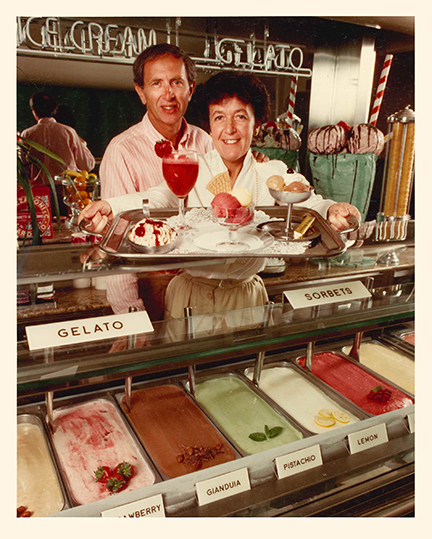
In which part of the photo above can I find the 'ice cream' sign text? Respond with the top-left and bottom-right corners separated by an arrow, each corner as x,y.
25,311 -> 154,350
284,280 -> 371,310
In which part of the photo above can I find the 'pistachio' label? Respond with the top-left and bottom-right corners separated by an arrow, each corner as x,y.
275,444 -> 322,479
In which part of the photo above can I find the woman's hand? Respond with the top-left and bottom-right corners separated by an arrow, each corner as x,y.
78,200 -> 113,233
327,202 -> 361,232
251,150 -> 269,163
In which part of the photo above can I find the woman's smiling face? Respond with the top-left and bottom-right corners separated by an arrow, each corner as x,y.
209,96 -> 256,168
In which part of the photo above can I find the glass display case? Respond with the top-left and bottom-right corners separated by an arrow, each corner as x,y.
17,222 -> 415,518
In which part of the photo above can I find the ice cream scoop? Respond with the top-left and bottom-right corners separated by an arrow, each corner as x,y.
231,186 -> 253,207
211,192 -> 241,218
266,175 -> 285,190
308,125 -> 347,154
284,180 -> 309,193
347,124 -> 385,155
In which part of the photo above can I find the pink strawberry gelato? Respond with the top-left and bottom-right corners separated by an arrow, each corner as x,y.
211,192 -> 241,218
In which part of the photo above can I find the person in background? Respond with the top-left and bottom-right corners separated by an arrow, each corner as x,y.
99,44 -> 268,317
80,71 -> 361,320
20,92 -> 95,183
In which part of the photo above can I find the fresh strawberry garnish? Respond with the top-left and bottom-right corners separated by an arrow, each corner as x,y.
337,121 -> 351,132
106,473 -> 127,493
115,461 -> 134,480
94,465 -> 113,483
367,386 -> 392,403
154,139 -> 173,158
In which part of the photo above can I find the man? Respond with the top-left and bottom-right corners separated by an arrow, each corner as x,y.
99,44 -> 216,317
21,92 -> 95,182
100,43 -> 213,199
100,44 -> 271,317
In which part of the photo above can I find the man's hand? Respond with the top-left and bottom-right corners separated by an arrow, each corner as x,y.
78,200 -> 113,234
327,202 -> 361,232
251,150 -> 269,163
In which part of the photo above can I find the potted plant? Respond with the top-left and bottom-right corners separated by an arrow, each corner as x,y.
17,135 -> 63,245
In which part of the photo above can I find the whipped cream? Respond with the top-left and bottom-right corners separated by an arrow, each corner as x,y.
129,218 -> 177,247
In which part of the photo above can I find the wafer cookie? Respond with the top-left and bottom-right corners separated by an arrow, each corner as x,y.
206,172 -> 231,195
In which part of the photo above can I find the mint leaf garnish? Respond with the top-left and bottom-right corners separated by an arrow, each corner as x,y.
249,425 -> 283,442
249,432 -> 267,442
268,426 -> 283,438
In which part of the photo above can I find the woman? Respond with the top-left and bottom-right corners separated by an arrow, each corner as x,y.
80,71 -> 360,319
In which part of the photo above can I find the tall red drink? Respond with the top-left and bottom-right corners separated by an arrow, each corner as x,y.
162,157 -> 198,198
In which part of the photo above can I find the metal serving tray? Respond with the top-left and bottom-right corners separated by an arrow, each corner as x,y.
181,371 -> 310,458
42,392 -> 162,508
17,412 -> 69,515
93,206 -> 348,260
243,360 -> 369,434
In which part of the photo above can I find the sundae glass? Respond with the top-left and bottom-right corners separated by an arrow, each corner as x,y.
211,190 -> 255,251
267,177 -> 313,241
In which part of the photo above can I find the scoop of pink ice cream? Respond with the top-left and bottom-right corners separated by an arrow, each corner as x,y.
225,206 -> 254,225
211,192 -> 241,218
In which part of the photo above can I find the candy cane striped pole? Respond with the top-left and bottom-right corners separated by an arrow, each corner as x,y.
369,54 -> 393,126
286,74 -> 298,128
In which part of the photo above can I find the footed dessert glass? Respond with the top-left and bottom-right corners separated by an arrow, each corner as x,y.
268,187 -> 313,240
213,203 -> 255,252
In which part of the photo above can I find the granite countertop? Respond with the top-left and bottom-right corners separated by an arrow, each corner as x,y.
17,245 -> 414,323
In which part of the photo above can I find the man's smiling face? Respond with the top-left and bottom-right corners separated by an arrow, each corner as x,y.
135,54 -> 195,137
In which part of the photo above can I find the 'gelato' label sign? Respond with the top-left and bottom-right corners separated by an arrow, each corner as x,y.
101,494 -> 165,518
196,467 -> 250,506
275,444 -> 323,479
284,280 -> 371,310
25,311 -> 154,350
347,423 -> 388,454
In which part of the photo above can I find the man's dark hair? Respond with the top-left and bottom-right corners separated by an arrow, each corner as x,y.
133,43 -> 197,88
194,71 -> 271,132
30,92 -> 58,118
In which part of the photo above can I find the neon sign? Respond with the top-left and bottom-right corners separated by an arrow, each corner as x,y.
17,17 -> 311,78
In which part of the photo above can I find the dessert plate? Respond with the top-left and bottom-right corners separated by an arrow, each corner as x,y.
187,224 -> 274,253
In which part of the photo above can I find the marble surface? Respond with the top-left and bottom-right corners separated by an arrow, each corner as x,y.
17,245 -> 414,324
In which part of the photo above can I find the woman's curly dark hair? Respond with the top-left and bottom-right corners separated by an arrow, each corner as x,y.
194,71 -> 271,132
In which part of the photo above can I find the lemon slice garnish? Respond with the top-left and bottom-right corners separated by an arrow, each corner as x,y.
80,170 -> 89,178
332,410 -> 350,424
318,408 -> 333,418
314,415 -> 335,428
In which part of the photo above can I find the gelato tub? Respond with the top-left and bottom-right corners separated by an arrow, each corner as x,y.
296,351 -> 414,416
194,374 -> 304,455
17,414 -> 65,517
49,397 -> 157,506
341,341 -> 414,395
119,383 -> 237,479
245,363 -> 363,433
